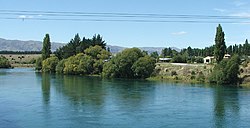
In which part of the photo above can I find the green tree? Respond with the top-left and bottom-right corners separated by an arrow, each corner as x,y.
56,59 -> 66,73
103,48 -> 155,79
209,55 -> 240,85
84,45 -> 110,59
102,59 -> 117,78
214,24 -> 226,63
35,57 -> 43,71
187,46 -> 193,57
132,55 -> 156,78
0,56 -> 11,68
55,34 -> 107,60
150,51 -> 159,59
224,55 -> 240,84
91,34 -> 106,49
42,56 -> 59,73
171,54 -> 187,63
227,45 -> 233,55
84,45 -> 111,74
243,39 -> 250,56
63,53 -> 94,75
41,34 -> 51,60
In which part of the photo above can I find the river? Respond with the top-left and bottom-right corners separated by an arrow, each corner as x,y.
0,68 -> 250,128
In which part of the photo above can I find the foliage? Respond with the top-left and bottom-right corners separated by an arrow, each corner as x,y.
195,56 -> 204,63
196,71 -> 205,82
42,56 -> 59,73
56,59 -> 66,73
55,34 -> 106,60
41,34 -> 51,60
0,56 -> 11,68
132,55 -> 156,78
102,59 -> 117,78
84,45 -> 110,60
35,57 -> 43,71
84,45 -> 110,74
56,45 -> 110,75
209,55 -> 240,85
91,34 -> 106,49
226,39 -> 250,56
150,51 -> 159,59
214,24 -> 226,63
103,48 -> 155,79
171,54 -> 187,63
161,47 -> 177,57
63,53 -> 94,75
171,71 -> 177,76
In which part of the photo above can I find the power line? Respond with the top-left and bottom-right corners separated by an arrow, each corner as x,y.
1,17 -> 249,24
0,9 -> 249,23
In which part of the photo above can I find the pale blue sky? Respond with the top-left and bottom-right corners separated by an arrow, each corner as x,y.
1,0 -> 250,48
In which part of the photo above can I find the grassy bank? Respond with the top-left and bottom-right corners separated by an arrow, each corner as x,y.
149,62 -> 250,87
149,63 -> 213,83
0,54 -> 40,67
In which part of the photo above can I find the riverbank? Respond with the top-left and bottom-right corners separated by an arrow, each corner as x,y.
148,63 -> 213,83
0,54 -> 40,67
148,62 -> 250,87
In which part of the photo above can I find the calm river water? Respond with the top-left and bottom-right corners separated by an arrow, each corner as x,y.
0,68 -> 250,128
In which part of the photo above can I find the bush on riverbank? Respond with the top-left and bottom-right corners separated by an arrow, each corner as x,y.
0,55 -> 11,68
42,45 -> 111,75
42,56 -> 59,73
102,48 -> 156,79
209,55 -> 241,85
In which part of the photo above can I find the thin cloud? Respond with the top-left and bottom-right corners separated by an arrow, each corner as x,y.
213,8 -> 226,13
171,31 -> 187,35
233,1 -> 247,7
18,15 -> 27,19
18,15 -> 33,19
230,12 -> 250,17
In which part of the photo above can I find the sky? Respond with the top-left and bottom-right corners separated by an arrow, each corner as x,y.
1,0 -> 250,48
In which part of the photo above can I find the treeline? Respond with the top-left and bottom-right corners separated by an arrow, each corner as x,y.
37,33 -> 156,79
158,46 -> 213,63
226,39 -> 250,56
0,51 -> 41,54
54,34 -> 106,60
158,39 -> 250,63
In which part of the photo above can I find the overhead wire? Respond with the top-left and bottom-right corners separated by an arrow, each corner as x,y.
0,9 -> 249,23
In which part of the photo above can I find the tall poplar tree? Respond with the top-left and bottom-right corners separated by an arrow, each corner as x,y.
214,24 -> 226,63
42,34 -> 51,60
243,39 -> 250,55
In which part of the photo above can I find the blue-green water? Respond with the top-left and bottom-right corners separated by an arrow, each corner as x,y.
1,68 -> 250,128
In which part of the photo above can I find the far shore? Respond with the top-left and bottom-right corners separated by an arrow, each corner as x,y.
4,62 -> 250,88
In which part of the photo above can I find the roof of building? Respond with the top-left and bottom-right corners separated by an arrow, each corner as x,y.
159,58 -> 172,61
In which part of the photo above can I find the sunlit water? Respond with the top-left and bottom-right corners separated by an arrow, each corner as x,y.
0,68 -> 250,128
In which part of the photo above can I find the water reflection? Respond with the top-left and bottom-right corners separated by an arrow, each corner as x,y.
36,72 -> 245,127
51,75 -> 155,109
41,73 -> 51,105
213,86 -> 239,127
54,75 -> 106,106
105,79 -> 156,111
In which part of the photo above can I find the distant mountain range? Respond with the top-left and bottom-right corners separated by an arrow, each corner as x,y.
0,38 -> 180,54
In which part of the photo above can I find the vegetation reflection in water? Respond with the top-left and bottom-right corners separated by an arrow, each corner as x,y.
1,69 -> 250,127
35,72 -> 249,127
40,73 -> 155,108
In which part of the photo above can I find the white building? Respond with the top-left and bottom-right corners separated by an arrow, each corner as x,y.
203,54 -> 231,64
203,56 -> 214,64
158,58 -> 172,63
